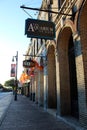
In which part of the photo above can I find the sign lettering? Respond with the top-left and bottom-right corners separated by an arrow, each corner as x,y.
28,23 -> 34,32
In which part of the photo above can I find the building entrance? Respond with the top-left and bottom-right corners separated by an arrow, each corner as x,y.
68,36 -> 79,119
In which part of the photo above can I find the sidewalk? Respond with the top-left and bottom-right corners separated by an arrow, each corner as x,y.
0,95 -> 81,130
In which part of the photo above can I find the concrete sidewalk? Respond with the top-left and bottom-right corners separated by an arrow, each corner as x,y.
0,95 -> 81,130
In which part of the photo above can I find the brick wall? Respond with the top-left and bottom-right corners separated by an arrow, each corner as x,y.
78,0 -> 87,128
47,45 -> 57,108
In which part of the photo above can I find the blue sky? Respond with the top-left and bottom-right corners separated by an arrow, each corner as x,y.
0,0 -> 42,84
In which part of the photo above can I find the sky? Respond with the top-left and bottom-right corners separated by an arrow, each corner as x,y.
0,0 -> 42,85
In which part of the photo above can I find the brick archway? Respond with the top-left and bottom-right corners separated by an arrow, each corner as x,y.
57,27 -> 79,118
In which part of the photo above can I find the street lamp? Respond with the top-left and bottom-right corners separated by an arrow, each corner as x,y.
12,51 -> 18,101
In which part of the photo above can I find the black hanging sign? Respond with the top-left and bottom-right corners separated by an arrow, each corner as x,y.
23,59 -> 35,68
25,18 -> 55,40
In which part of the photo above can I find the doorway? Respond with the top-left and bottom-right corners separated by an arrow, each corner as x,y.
68,36 -> 79,119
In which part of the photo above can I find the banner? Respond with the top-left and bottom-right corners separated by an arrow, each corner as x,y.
10,64 -> 16,77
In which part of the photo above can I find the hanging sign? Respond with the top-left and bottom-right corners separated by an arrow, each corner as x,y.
25,18 -> 55,40
23,59 -> 35,68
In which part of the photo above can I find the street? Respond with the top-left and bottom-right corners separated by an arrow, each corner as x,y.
0,92 -> 12,99
0,92 -> 13,125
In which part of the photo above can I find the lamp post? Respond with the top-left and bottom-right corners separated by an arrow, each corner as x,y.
12,51 -> 18,101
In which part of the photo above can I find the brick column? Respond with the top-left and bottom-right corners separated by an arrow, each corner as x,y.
55,48 -> 61,116
74,34 -> 87,126
44,65 -> 48,110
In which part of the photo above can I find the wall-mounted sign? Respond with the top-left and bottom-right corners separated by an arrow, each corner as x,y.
23,59 -> 35,68
25,18 -> 55,40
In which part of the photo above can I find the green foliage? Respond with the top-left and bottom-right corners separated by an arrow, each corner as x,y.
4,78 -> 15,87
0,82 -> 12,92
0,83 -> 3,88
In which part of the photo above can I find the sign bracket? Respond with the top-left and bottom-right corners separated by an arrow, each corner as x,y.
23,54 -> 46,58
20,5 -> 72,16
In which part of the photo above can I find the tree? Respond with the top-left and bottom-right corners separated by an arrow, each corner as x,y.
4,78 -> 15,88
0,83 -> 3,89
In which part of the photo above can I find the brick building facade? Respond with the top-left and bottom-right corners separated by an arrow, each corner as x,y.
23,0 -> 87,129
